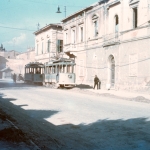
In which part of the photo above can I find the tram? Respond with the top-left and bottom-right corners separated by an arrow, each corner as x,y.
43,58 -> 76,88
24,62 -> 44,84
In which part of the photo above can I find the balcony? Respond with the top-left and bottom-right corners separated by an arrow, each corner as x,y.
103,32 -> 120,47
63,43 -> 77,52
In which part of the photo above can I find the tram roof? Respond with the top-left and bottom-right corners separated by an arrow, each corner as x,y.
45,58 -> 75,66
25,62 -> 44,68
45,62 -> 76,66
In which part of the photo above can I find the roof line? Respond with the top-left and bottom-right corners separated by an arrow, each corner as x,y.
34,23 -> 62,35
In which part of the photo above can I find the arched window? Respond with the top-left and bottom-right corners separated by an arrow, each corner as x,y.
92,14 -> 99,37
115,15 -> 119,33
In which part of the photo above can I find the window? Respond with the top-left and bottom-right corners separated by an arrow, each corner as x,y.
115,15 -> 119,33
72,29 -> 76,44
92,14 -> 99,37
94,20 -> 98,37
47,40 -> 50,52
133,7 -> 138,28
42,42 -> 43,54
57,40 -> 63,53
80,27 -> 83,42
65,33 -> 68,44
37,44 -> 38,55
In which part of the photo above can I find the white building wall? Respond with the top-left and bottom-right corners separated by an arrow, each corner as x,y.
35,25 -> 63,64
62,0 -> 150,90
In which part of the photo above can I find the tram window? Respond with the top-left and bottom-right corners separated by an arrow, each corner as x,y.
36,68 -> 40,74
67,65 -> 71,73
46,67 -> 48,74
45,67 -> 47,74
72,65 -> 75,73
63,66 -> 65,73
52,66 -> 55,74
49,66 -> 51,74
59,66 -> 62,73
30,68 -> 34,74
60,65 -> 65,73
49,67 -> 51,74
41,68 -> 43,74
57,66 -> 60,73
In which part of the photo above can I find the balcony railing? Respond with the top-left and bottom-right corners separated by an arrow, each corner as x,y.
64,43 -> 77,52
103,32 -> 120,47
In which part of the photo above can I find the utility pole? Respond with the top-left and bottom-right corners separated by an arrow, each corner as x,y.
64,6 -> 66,18
37,23 -> 40,30
48,40 -> 51,62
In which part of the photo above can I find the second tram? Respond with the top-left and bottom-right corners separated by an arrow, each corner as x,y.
24,62 -> 44,84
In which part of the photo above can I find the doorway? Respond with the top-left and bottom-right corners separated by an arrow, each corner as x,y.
108,55 -> 115,87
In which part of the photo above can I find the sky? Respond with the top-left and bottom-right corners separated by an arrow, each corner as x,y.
0,0 -> 98,53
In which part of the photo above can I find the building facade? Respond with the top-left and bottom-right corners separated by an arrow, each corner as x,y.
34,24 -> 64,63
0,47 -> 35,79
62,0 -> 150,90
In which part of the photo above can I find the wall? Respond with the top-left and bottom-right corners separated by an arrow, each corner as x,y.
63,0 -> 150,91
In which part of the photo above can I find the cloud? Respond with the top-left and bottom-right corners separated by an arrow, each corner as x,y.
5,33 -> 26,46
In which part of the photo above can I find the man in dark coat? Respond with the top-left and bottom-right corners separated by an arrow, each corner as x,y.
13,73 -> 16,83
94,75 -> 100,89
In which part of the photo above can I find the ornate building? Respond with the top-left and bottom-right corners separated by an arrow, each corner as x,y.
62,0 -> 150,90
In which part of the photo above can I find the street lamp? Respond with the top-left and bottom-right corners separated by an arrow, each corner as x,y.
56,6 -> 61,13
56,6 -> 66,18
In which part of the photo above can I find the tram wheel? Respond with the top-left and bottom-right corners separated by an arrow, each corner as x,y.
60,84 -> 64,89
45,82 -> 49,87
42,82 -> 45,86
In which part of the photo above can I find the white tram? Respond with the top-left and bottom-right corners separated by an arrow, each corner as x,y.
43,58 -> 76,88
24,62 -> 44,84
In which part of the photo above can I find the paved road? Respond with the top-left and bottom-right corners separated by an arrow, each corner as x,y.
0,80 -> 150,150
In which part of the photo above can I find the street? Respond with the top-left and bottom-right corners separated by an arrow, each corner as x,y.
0,79 -> 150,150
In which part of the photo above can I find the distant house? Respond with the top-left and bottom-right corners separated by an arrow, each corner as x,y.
0,46 -> 35,77
0,56 -> 10,79
0,67 -> 13,79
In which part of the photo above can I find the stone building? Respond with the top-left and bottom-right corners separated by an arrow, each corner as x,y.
34,23 -> 64,63
0,47 -> 35,78
62,0 -> 150,90
0,49 -> 20,59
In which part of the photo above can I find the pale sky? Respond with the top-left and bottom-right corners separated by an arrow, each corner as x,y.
0,0 -> 98,52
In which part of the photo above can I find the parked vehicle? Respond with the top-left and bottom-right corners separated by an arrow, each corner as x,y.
24,62 -> 44,84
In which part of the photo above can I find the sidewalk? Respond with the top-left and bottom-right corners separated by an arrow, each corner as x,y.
74,84 -> 150,100
87,89 -> 150,100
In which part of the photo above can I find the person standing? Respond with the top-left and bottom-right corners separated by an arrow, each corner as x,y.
13,73 -> 16,83
94,75 -> 100,89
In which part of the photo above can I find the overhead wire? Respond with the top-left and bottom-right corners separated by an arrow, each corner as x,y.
0,25 -> 35,31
